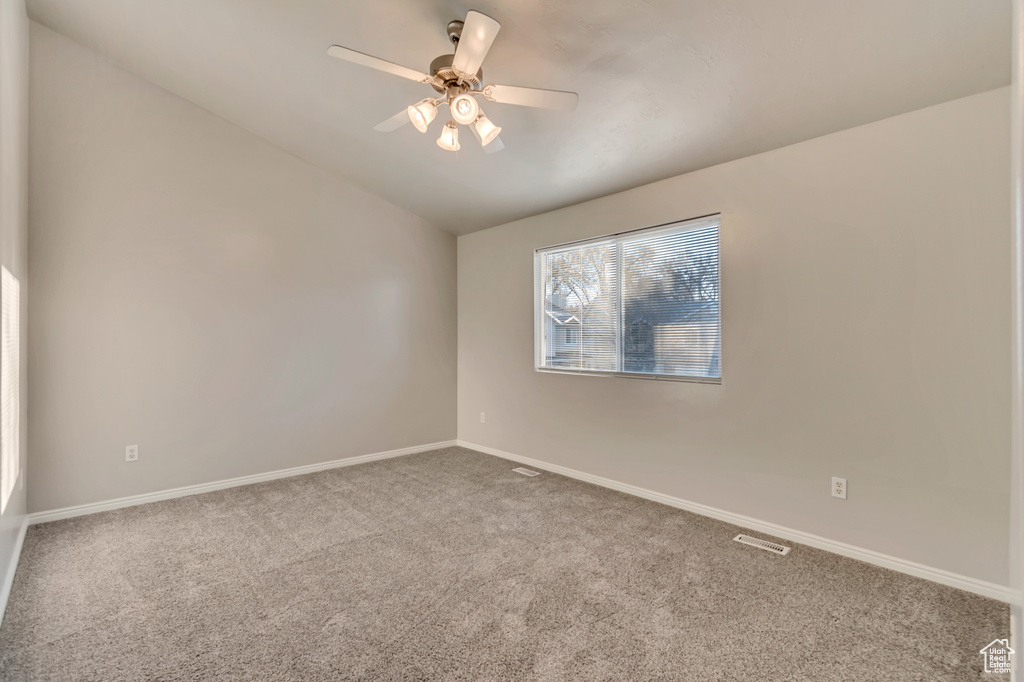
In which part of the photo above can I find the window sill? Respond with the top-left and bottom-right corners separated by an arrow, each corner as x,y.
535,367 -> 722,385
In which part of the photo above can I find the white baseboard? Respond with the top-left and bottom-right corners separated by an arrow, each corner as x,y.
23,437 -> 1019,604
0,516 -> 29,630
28,440 -> 458,525
458,440 -> 1021,605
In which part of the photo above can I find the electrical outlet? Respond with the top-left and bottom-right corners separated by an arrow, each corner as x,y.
832,477 -> 847,499
480,412 -> 485,424
125,444 -> 139,462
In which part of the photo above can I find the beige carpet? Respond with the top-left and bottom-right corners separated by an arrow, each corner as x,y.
0,446 -> 1010,681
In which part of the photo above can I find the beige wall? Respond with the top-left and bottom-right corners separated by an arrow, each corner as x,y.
0,0 -> 29,601
28,24 -> 457,513
458,88 -> 1011,585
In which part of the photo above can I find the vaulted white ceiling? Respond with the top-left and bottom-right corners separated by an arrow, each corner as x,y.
27,0 -> 1010,234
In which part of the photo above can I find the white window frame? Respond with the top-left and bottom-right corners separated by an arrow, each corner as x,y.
534,214 -> 722,384
1,267 -> 19,513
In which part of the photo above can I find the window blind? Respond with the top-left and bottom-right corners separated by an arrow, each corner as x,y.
535,215 -> 721,382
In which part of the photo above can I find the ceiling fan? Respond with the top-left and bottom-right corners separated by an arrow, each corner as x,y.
327,10 -> 578,154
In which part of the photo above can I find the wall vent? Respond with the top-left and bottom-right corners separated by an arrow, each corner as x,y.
733,534 -> 791,556
512,467 -> 540,477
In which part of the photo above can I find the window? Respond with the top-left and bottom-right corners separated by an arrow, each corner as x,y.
1,267 -> 19,513
535,214 -> 721,382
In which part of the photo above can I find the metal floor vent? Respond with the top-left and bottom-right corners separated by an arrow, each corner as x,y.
733,534 -> 791,556
512,467 -> 540,477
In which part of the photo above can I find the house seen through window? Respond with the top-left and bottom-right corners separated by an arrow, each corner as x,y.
535,214 -> 721,382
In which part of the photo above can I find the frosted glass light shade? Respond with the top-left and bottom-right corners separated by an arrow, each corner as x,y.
407,99 -> 438,133
437,121 -> 460,151
450,93 -> 479,125
473,113 -> 502,147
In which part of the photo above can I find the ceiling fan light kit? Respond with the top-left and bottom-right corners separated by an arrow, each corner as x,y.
450,92 -> 479,125
473,113 -> 501,147
407,98 -> 439,133
327,10 -> 578,154
437,121 -> 461,151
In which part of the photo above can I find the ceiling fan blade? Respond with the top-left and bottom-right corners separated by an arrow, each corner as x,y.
452,11 -> 500,78
373,109 -> 411,133
327,45 -> 436,85
482,84 -> 578,111
483,136 -> 505,154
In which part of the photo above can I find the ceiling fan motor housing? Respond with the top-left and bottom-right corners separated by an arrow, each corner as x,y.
428,54 -> 482,92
